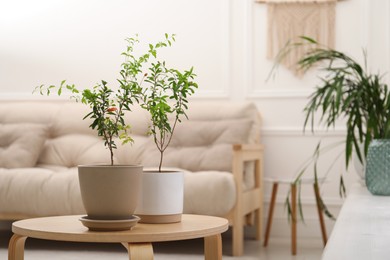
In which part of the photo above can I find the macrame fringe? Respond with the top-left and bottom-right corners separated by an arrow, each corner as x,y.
267,0 -> 336,3
267,1 -> 336,77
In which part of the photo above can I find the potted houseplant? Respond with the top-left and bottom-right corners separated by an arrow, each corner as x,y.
34,35 -> 184,229
134,37 -> 198,224
279,37 -> 390,217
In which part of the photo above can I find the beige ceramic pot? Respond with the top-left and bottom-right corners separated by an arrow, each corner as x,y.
78,165 -> 143,220
135,171 -> 184,224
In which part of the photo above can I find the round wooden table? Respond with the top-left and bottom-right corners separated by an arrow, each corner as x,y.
8,214 -> 229,260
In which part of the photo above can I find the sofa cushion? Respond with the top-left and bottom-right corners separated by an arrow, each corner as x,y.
142,119 -> 254,172
0,123 -> 47,168
0,166 -> 85,216
38,134 -> 114,167
183,170 -> 236,216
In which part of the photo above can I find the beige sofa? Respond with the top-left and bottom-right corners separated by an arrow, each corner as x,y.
0,100 -> 263,256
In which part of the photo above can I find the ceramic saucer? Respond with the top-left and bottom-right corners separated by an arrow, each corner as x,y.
79,215 -> 140,231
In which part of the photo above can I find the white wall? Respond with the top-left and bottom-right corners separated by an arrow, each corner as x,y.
0,0 -> 232,97
1,0 -> 388,241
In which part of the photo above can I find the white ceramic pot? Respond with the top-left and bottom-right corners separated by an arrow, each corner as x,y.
135,171 -> 184,223
78,165 -> 143,220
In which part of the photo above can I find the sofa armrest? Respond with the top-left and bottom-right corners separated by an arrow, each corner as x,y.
232,143 -> 264,217
229,143 -> 264,255
232,143 -> 264,194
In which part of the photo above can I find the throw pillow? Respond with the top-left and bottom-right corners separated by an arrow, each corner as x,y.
0,123 -> 47,168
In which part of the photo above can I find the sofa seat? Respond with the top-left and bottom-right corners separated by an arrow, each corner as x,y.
0,165 -> 236,217
0,166 -> 84,216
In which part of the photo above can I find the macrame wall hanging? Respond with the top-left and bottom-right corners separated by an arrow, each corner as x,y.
262,0 -> 337,77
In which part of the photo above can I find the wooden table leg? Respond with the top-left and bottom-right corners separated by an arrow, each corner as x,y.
291,183 -> 297,255
263,182 -> 278,247
204,234 -> 222,260
8,234 -> 27,260
314,182 -> 328,246
122,242 -> 154,260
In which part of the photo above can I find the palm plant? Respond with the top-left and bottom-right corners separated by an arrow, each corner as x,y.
276,37 -> 390,219
299,38 -> 390,165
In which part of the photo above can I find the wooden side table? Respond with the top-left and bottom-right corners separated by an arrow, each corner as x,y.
8,214 -> 229,260
263,177 -> 327,255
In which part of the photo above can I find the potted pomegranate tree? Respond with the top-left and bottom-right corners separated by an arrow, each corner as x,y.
35,34 -> 190,228
135,35 -> 198,223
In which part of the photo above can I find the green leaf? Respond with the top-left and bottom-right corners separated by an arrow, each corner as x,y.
299,36 -> 317,44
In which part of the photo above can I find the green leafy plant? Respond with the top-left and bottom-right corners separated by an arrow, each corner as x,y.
34,34 -> 195,167
274,36 -> 390,220
299,38 -> 390,162
140,44 -> 198,172
301,38 -> 390,216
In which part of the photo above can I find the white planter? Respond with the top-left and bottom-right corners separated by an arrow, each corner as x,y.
135,171 -> 184,223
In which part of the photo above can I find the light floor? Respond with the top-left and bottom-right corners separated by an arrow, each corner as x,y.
0,228 -> 323,260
